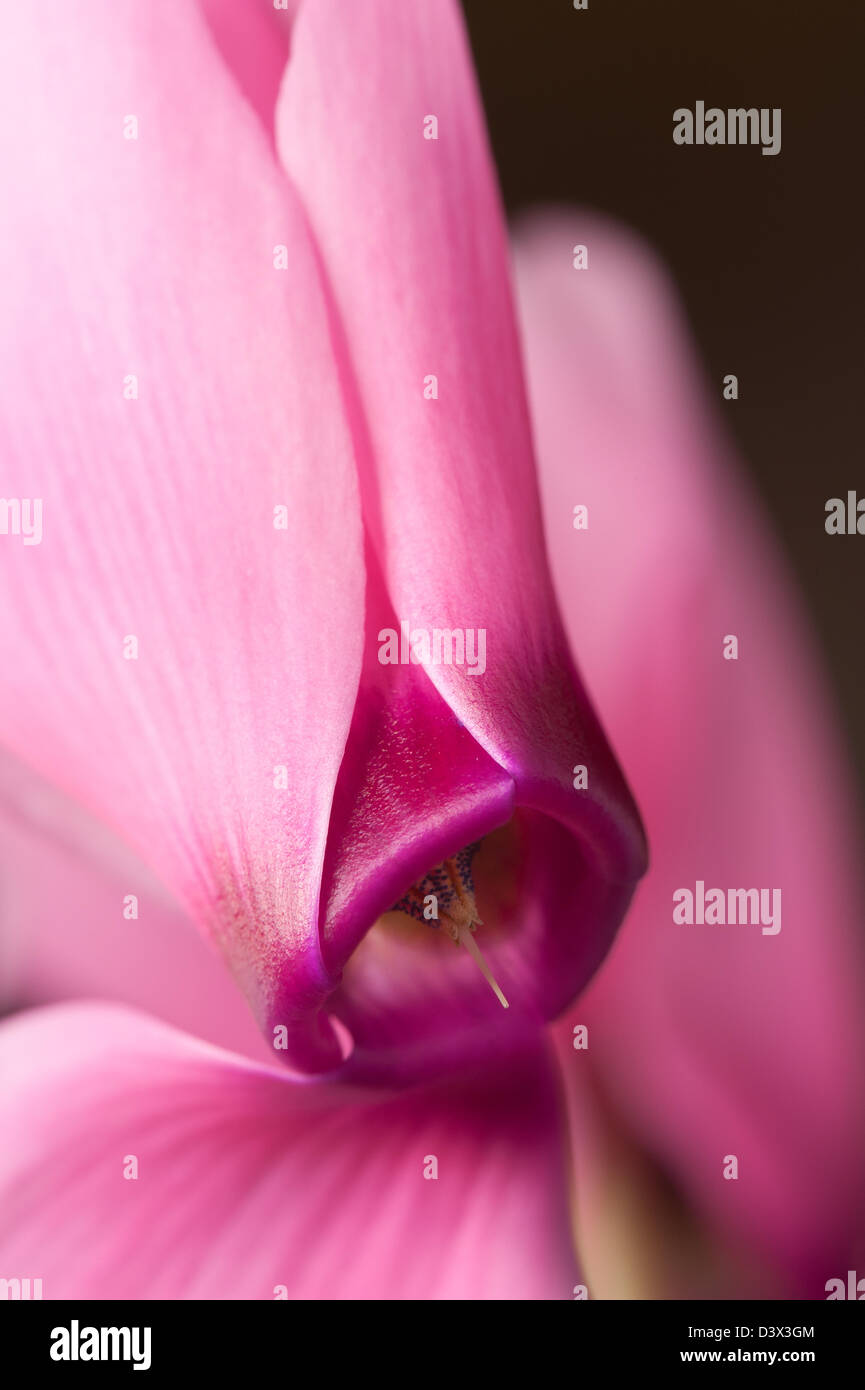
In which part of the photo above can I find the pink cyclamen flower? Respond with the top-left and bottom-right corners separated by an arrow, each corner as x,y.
0,0 -> 641,1299
0,0 -> 644,1088
1,0 -> 862,1301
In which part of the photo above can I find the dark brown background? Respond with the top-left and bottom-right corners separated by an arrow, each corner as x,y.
462,0 -> 864,803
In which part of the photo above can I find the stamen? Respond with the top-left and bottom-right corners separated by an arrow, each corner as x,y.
390,843 -> 509,1009
448,919 -> 509,1010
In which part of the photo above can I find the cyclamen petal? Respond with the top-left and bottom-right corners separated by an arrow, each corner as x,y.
278,0 -> 643,859
0,752 -> 270,1066
0,0 -> 363,1072
0,1003 -> 580,1301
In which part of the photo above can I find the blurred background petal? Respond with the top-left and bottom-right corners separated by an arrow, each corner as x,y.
513,210 -> 865,1297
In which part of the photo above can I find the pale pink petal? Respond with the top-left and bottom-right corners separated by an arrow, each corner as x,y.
197,0 -> 291,137
277,1 -> 645,1068
0,753 -> 270,1065
513,211 -> 865,1294
0,1 -> 364,1070
0,1003 -> 579,1300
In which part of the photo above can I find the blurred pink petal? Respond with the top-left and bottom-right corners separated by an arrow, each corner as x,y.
513,210 -> 865,1294
0,753 -> 270,1065
0,1003 -> 579,1300
0,1 -> 365,1072
198,0 -> 291,136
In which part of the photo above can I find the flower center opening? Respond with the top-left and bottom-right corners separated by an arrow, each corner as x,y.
390,842 -> 509,1010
